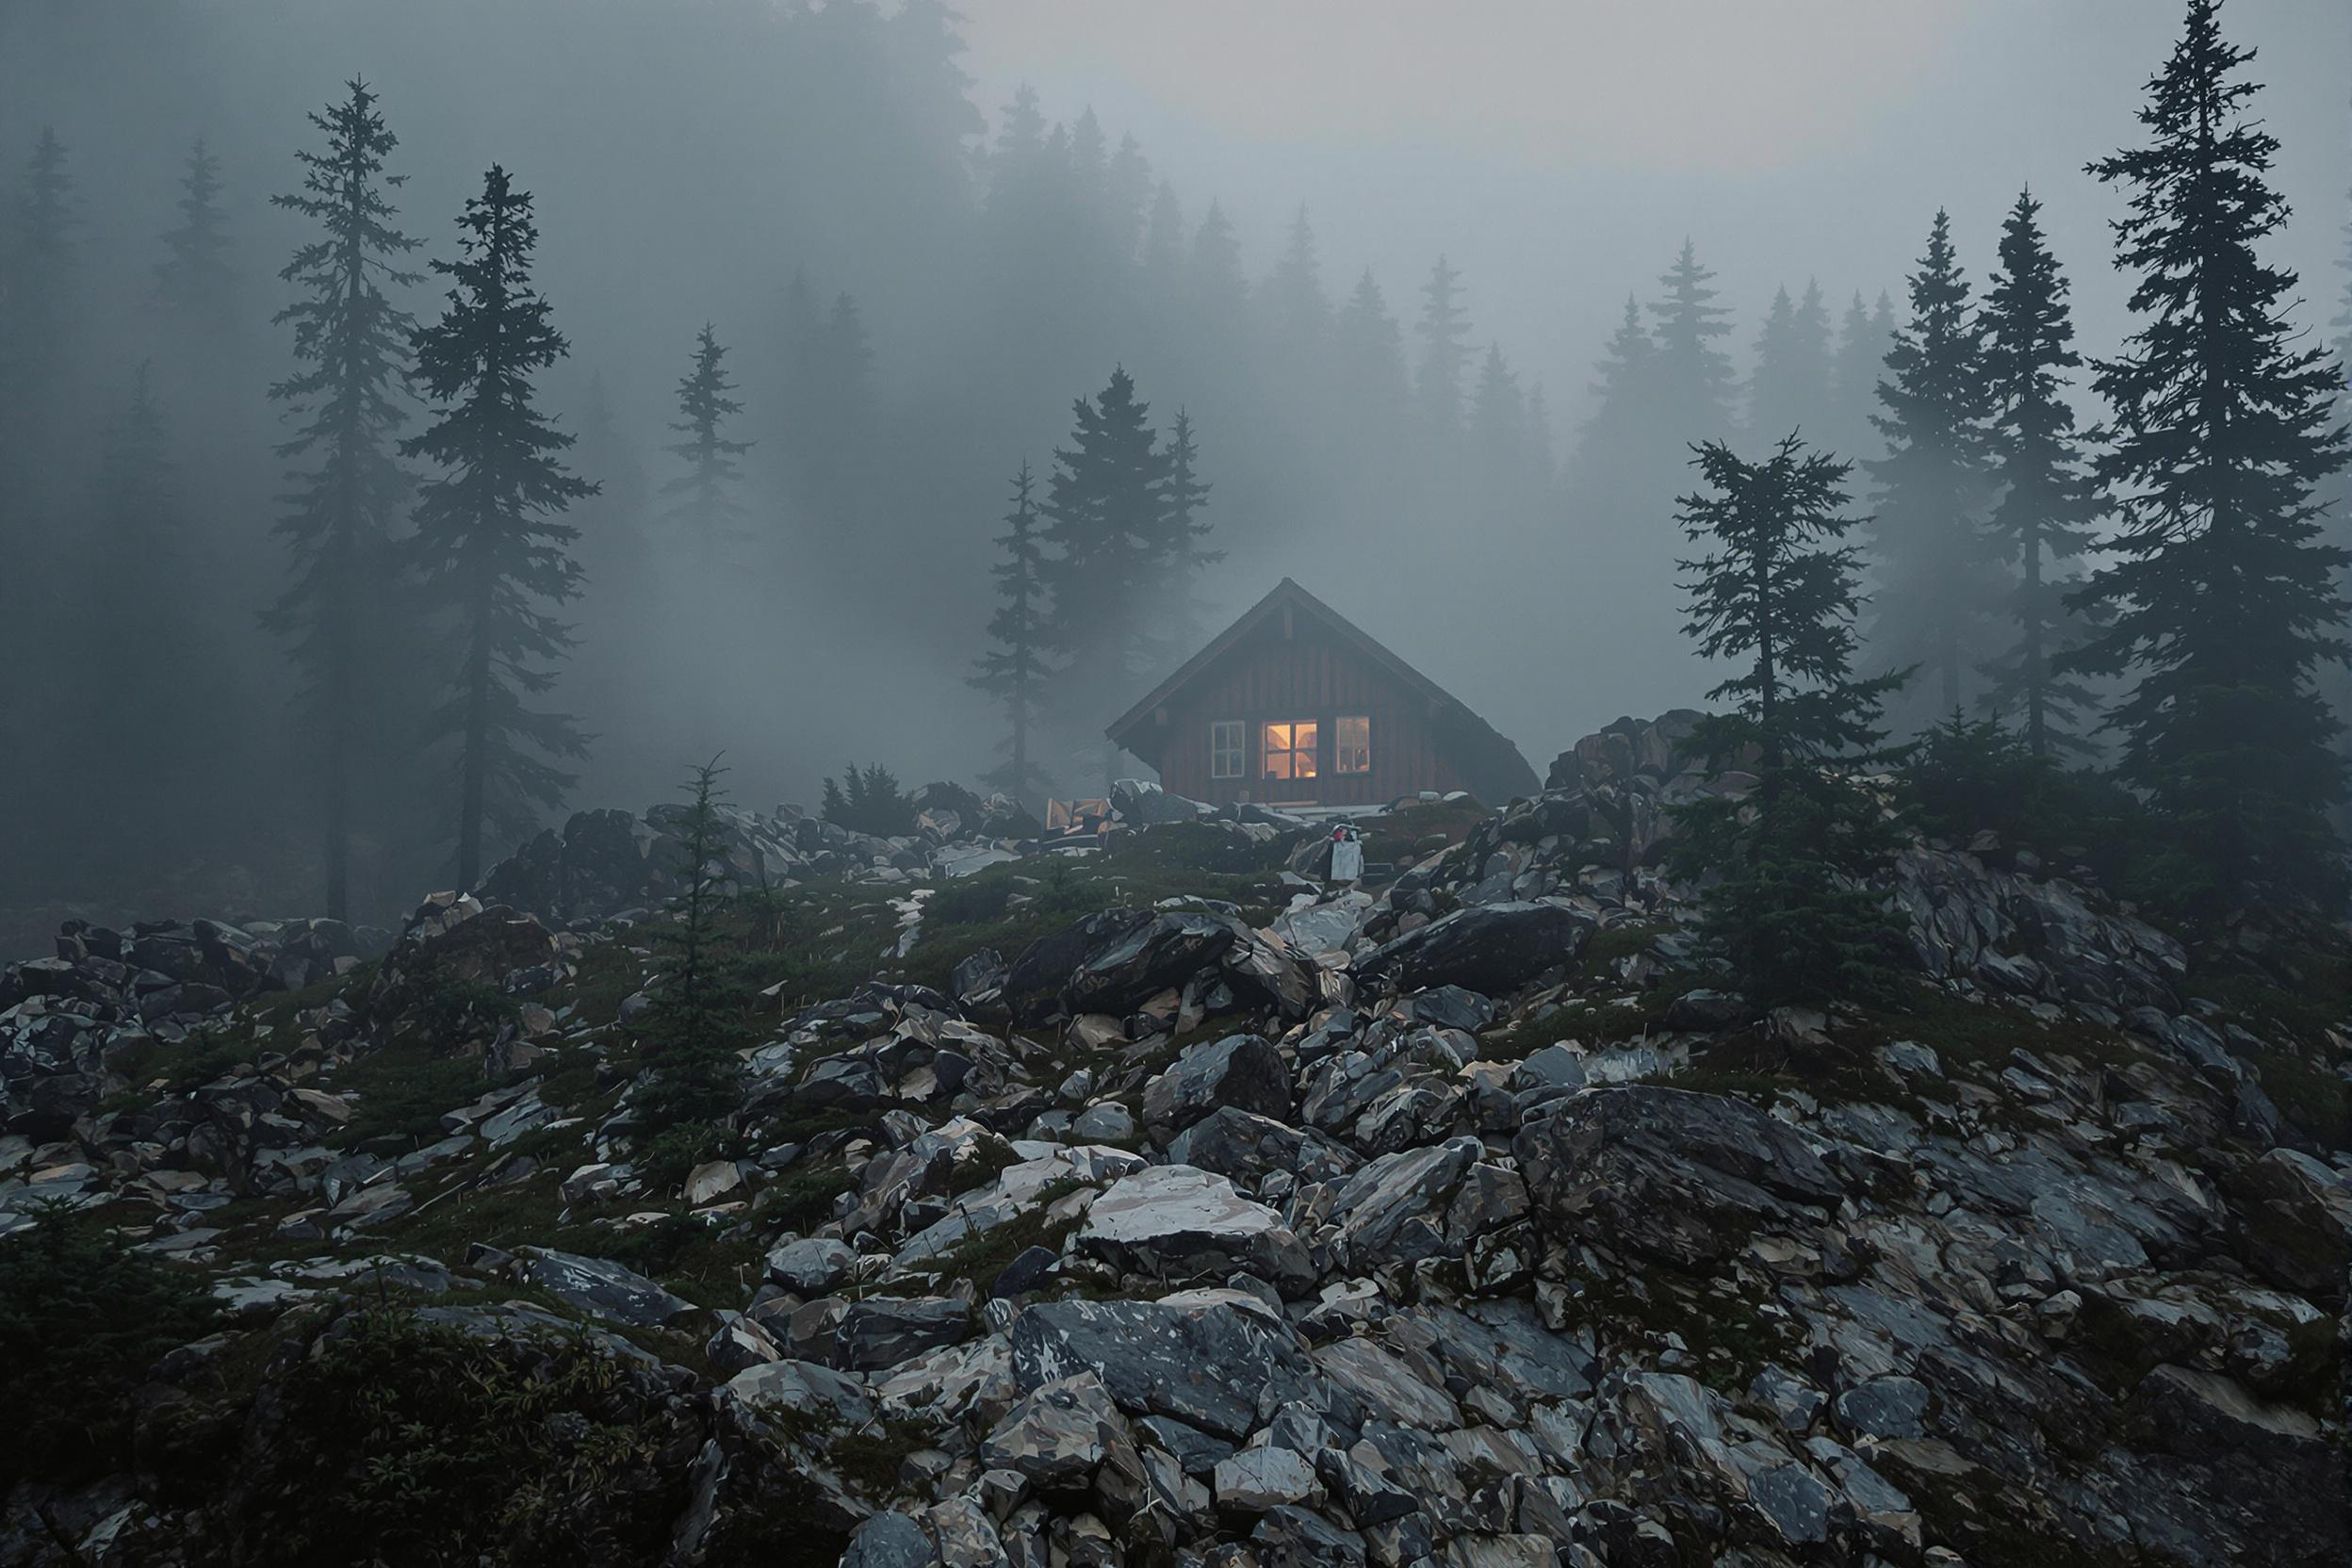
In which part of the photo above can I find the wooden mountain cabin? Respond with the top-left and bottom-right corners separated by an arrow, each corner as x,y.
1106,579 -> 1541,811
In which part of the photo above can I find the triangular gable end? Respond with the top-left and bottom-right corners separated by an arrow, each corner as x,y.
1105,579 -> 1539,807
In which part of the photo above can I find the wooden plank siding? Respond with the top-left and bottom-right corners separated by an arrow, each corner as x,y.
1139,618 -> 1467,807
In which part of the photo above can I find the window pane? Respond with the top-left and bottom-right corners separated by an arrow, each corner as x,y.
1264,722 -> 1290,751
1211,720 -> 1243,778
1295,751 -> 1318,779
1266,751 -> 1292,780
1337,714 -> 1370,774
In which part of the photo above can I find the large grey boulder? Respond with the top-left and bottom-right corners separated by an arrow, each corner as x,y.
1165,1108 -> 1360,1186
1011,1298 -> 1340,1440
1004,912 -> 1114,1025
1251,1504 -> 1368,1568
950,947 -> 1008,1009
834,1296 -> 972,1371
978,1370 -> 1139,1491
1067,910 -> 1242,1017
1214,1445 -> 1323,1514
1354,902 -> 1593,996
1073,1165 -> 1315,1298
1143,1034 -> 1292,1139
765,1235 -> 858,1296
726,1358 -> 877,1428
1512,1086 -> 1845,1269
1111,779 -> 1211,825
1325,1136 -> 1525,1269
2223,1147 -> 2352,1305
2122,1364 -> 2344,1564
514,1247 -> 697,1327
841,1510 -> 939,1568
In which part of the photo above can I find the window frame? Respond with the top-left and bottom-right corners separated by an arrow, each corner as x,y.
1334,713 -> 1371,775
1209,719 -> 1246,780
1261,718 -> 1320,784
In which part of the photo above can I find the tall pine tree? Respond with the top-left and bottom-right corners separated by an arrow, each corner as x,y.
1828,290 -> 1897,465
1038,366 -> 1173,771
1980,188 -> 2101,757
1413,255 -> 1473,439
1141,180 -> 1186,294
1866,208 -> 2004,722
1334,269 -> 1410,433
658,323 -> 752,556
1188,202 -> 1248,332
155,139 -> 235,329
1669,434 -> 1903,1006
2333,118 -> 2352,550
74,368 -> 211,862
1570,295 -> 1681,627
1577,296 -> 1660,468
1470,343 -> 1527,470
2066,0 -> 2352,905
1746,279 -> 1832,445
1261,204 -> 1330,355
10,129 -> 76,389
404,165 -> 596,888
1152,407 -> 1218,658
633,757 -> 747,1143
1649,238 -> 1734,444
970,461 -> 1055,807
267,79 -> 422,921
0,130 -> 78,758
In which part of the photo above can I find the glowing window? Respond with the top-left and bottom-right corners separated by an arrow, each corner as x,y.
1335,714 -> 1371,774
1263,720 -> 1318,782
1210,720 -> 1245,779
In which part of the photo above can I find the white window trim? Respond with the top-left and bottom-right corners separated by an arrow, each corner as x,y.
1335,713 -> 1371,775
1209,719 -> 1245,779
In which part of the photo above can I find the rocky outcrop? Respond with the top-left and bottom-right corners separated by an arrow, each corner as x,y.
1514,1085 -> 1846,1268
1143,1034 -> 1291,1139
6,750 -> 2348,1568
1,915 -> 381,1137
473,795 -> 1039,928
1895,844 -> 2189,1016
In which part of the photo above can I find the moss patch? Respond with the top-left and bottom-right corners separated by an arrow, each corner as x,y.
324,1038 -> 498,1149
1559,1252 -> 1801,1396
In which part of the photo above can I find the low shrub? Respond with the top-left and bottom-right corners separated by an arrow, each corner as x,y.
0,1201 -> 220,1484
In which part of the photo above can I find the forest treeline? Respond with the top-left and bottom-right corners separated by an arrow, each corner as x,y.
0,0 -> 2345,933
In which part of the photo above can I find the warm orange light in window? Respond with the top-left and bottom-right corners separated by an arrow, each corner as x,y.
1263,720 -> 1317,781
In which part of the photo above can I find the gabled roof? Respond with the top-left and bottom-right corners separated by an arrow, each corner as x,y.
1105,578 -> 1540,802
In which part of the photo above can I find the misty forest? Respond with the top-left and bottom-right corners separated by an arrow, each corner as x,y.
0,0 -> 2332,940
4,1 -> 2352,1565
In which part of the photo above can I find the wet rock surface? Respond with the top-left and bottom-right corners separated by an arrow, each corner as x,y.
4,719 -> 2347,1568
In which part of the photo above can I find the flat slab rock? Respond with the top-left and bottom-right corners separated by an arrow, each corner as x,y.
1011,1297 -> 1339,1441
1079,1164 -> 1286,1249
1513,1085 -> 1845,1269
514,1246 -> 696,1327
1075,1164 -> 1315,1297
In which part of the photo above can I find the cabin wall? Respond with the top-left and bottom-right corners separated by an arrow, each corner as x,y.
1137,621 -> 1465,808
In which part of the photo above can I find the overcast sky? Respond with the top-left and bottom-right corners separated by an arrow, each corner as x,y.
959,0 -> 2351,435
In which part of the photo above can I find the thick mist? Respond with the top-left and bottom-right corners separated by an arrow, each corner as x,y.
0,0 -> 2346,940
